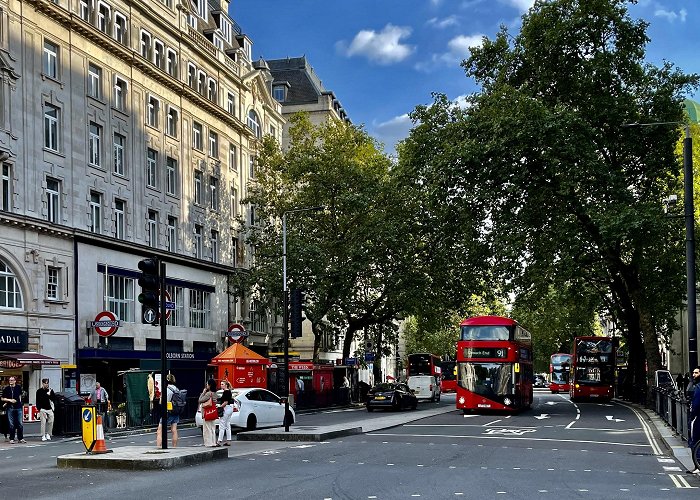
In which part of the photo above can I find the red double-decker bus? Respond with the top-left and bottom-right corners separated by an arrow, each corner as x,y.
570,337 -> 615,401
549,353 -> 571,393
440,360 -> 457,393
456,316 -> 533,413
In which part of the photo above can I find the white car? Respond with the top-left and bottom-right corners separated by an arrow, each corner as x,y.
195,387 -> 295,431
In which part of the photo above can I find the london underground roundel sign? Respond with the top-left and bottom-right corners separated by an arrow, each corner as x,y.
228,323 -> 248,344
93,311 -> 121,337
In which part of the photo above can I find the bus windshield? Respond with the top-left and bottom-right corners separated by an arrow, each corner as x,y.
408,355 -> 434,376
458,362 -> 513,396
551,370 -> 569,384
460,325 -> 510,341
441,361 -> 456,381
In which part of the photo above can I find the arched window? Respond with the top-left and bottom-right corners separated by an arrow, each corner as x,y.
247,110 -> 261,138
0,260 -> 24,309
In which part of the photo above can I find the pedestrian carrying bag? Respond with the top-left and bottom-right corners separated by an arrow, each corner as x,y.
202,397 -> 218,421
170,388 -> 187,416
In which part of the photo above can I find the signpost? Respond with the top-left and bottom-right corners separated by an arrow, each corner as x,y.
92,311 -> 122,337
81,406 -> 96,452
228,323 -> 248,344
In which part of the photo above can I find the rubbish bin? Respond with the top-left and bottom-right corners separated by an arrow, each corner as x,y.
53,392 -> 85,436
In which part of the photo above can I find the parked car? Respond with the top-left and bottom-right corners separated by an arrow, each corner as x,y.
366,382 -> 418,412
195,388 -> 295,431
534,374 -> 548,388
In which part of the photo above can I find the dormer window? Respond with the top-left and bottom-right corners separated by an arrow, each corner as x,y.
273,85 -> 286,103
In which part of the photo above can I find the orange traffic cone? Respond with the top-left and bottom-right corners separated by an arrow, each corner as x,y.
91,414 -> 112,454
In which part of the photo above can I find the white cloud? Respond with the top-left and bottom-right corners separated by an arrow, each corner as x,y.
654,8 -> 687,22
415,34 -> 484,72
453,94 -> 471,109
337,24 -> 415,65
427,15 -> 459,29
372,114 -> 414,155
500,0 -> 535,11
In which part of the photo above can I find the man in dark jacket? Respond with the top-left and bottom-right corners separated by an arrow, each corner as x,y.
35,378 -> 56,441
1,376 -> 24,444
689,367 -> 700,474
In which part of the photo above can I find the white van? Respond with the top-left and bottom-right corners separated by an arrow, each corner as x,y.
408,375 -> 441,402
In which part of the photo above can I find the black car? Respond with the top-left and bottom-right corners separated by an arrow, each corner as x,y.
366,382 -> 418,411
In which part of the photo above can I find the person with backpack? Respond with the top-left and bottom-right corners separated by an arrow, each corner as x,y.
217,380 -> 234,446
156,373 -> 180,448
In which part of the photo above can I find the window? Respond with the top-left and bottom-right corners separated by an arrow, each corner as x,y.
249,154 -> 256,179
0,260 -> 24,310
79,0 -> 90,21
114,77 -> 127,111
193,170 -> 202,204
167,107 -> 178,137
231,237 -> 238,267
113,133 -> 125,175
249,204 -> 257,226
193,224 -> 203,259
154,40 -> 164,68
147,210 -> 158,248
89,191 -> 102,233
88,63 -> 101,99
43,40 -> 59,79
1,163 -> 12,212
270,124 -> 276,138
227,92 -> 235,115
166,157 -> 177,195
247,110 -> 260,138
114,13 -> 127,44
114,198 -> 125,239
47,267 -> 60,300
213,36 -> 223,51
108,274 -> 134,322
209,177 -> 219,211
167,215 -> 177,252
189,289 -> 210,328
44,104 -> 59,151
166,49 -> 177,77
229,143 -> 237,170
140,31 -> 151,59
230,186 -> 238,217
209,131 -> 218,158
46,177 -> 60,223
210,230 -> 219,263
146,148 -> 158,188
207,78 -> 217,102
88,122 -> 102,167
188,64 -> 196,88
192,122 -> 203,150
273,85 -> 285,102
97,3 -> 110,33
165,285 -> 183,327
147,96 -> 159,128
197,72 -> 206,95
193,0 -> 207,19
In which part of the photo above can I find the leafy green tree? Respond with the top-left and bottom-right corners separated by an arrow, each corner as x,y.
398,0 -> 698,400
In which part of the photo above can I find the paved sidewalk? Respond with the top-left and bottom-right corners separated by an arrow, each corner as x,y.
641,406 -> 696,472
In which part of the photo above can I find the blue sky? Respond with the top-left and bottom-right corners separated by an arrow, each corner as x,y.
231,0 -> 698,155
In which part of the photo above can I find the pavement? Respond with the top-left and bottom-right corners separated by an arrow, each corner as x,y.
49,400 -> 697,472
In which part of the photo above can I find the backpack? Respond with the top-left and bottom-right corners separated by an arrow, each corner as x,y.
170,387 -> 187,416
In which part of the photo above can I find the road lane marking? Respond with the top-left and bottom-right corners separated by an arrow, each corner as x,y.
368,432 -> 652,448
615,401 -> 662,455
407,424 -> 537,429
669,474 -> 698,488
484,420 -> 502,426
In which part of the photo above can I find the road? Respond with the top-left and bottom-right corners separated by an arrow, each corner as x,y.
0,391 -> 697,499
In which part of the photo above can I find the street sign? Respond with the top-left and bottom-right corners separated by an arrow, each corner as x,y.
92,311 -> 121,337
345,357 -> 357,366
364,352 -> 375,362
142,307 -> 157,325
228,323 -> 248,344
163,290 -> 173,321
81,406 -> 96,452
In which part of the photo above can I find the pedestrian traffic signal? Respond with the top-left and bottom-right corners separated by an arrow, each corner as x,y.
138,257 -> 160,325
290,288 -> 303,338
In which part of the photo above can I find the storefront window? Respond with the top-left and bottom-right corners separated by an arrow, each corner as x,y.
108,274 -> 134,322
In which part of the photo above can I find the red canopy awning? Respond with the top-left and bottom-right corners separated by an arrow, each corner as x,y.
0,352 -> 61,367
211,343 -> 269,365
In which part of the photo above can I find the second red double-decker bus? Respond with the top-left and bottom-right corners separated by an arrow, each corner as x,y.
407,353 -> 442,401
570,337 -> 615,401
456,316 -> 533,413
549,353 -> 572,393
440,360 -> 457,393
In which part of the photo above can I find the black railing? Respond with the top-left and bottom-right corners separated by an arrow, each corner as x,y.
650,386 -> 690,443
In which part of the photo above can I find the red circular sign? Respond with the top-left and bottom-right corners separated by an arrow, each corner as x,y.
228,323 -> 248,344
94,311 -> 120,337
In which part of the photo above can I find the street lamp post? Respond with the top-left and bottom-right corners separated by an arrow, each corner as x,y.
282,206 -> 324,432
625,121 -> 697,372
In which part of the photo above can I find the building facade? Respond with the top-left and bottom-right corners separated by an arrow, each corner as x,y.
0,0 -> 283,404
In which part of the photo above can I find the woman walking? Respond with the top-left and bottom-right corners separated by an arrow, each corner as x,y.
217,380 -> 234,446
199,379 -> 217,447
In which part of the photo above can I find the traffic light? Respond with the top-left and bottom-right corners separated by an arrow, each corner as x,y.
138,257 -> 160,325
290,288 -> 303,338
